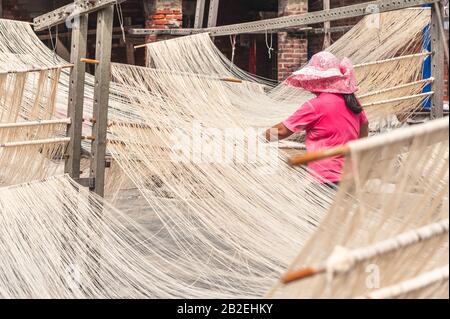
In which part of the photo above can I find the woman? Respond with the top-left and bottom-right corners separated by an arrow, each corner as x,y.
265,52 -> 369,186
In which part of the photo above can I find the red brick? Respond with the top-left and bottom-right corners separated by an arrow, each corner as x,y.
155,9 -> 173,15
153,19 -> 169,25
166,14 -> 183,20
152,14 -> 166,20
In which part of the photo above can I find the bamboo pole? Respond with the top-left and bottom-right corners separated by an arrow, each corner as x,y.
282,267 -> 324,284
282,219 -> 449,285
0,119 -> 71,129
134,43 -> 151,50
0,64 -> 74,75
361,92 -> 434,107
80,58 -> 100,65
358,78 -> 434,98
354,52 -> 433,69
288,145 -> 350,166
221,77 -> 243,84
0,137 -> 70,148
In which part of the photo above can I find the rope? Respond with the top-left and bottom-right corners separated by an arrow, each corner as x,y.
229,34 -> 237,70
47,25 -> 59,64
116,0 -> 126,43
265,28 -> 274,59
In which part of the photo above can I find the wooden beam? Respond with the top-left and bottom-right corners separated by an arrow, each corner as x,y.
194,0 -> 206,29
207,0 -> 219,28
430,2 -> 445,119
65,14 -> 88,180
126,40 -> 136,65
90,5 -> 114,197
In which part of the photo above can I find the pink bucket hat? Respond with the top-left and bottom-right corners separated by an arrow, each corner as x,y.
285,51 -> 359,94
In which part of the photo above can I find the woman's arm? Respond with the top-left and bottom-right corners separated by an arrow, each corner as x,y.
264,123 -> 294,142
359,122 -> 369,138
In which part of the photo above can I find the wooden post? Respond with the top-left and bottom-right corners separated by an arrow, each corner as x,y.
65,14 -> 88,179
194,0 -> 206,28
126,40 -> 136,65
323,0 -> 331,48
90,5 -> 114,197
430,2 -> 445,119
207,0 -> 219,28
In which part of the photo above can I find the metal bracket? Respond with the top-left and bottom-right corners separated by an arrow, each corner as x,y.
33,0 -> 126,31
74,177 -> 95,188
130,0 -> 438,38
194,0 -> 206,29
430,1 -> 445,119
207,0 -> 438,36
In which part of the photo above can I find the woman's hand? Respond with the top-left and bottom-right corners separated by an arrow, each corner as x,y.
264,123 -> 294,142
359,122 -> 369,139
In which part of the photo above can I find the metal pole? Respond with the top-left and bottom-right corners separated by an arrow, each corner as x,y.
323,0 -> 331,48
65,14 -> 88,179
433,1 -> 449,63
194,0 -> 206,29
90,5 -> 114,197
207,0 -> 219,28
431,2 -> 445,119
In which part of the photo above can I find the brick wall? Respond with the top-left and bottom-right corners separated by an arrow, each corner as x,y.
278,0 -> 308,81
144,0 -> 183,43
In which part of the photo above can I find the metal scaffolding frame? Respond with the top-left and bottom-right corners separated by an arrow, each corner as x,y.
130,0 -> 439,36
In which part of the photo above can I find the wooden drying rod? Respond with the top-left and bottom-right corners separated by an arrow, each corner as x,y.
288,144 -> 351,166
80,58 -> 100,65
1,64 -> 74,75
0,136 -> 94,148
0,137 -> 71,148
0,118 -> 71,129
282,266 -> 325,284
221,77 -> 243,84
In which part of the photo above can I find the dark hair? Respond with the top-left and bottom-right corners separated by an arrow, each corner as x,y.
343,93 -> 363,114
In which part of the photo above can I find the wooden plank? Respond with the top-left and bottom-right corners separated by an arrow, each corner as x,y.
194,0 -> 206,28
90,5 -> 114,197
430,2 -> 444,119
207,0 -> 219,28
65,14 -> 88,179
126,40 -> 136,65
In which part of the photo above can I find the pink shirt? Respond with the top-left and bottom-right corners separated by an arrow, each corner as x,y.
283,93 -> 368,183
